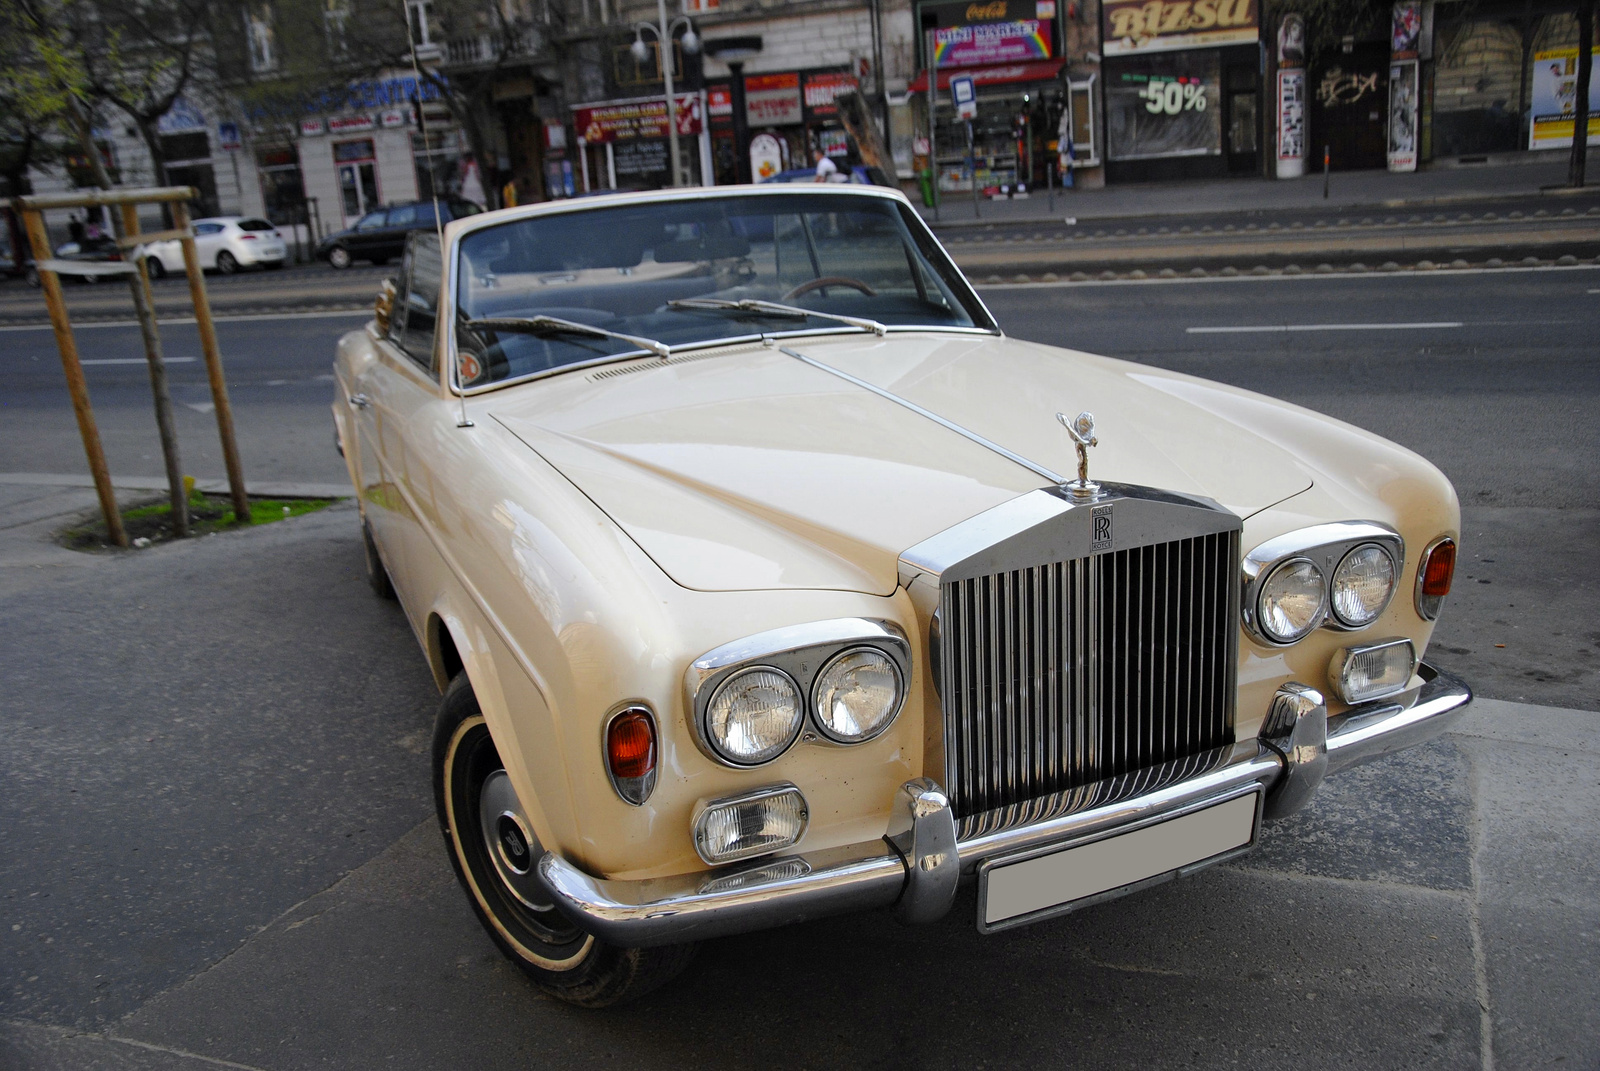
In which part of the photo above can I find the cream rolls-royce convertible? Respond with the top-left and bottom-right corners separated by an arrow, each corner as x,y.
332,185 -> 1471,1007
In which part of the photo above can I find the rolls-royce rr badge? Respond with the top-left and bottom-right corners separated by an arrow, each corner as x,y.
1057,410 -> 1100,502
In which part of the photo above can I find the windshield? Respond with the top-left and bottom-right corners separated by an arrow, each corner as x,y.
452,192 -> 991,387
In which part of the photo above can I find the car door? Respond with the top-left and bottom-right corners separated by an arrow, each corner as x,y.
361,230 -> 446,619
348,210 -> 389,260
376,204 -> 415,264
192,222 -> 227,268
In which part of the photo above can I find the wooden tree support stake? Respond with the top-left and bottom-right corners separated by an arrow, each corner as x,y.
20,209 -> 128,547
171,203 -> 251,525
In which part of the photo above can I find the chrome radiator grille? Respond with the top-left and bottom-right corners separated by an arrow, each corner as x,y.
937,530 -> 1239,823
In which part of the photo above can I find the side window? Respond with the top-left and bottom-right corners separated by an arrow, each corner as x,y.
398,231 -> 441,371
387,204 -> 417,227
357,211 -> 387,231
196,222 -> 224,235
385,255 -> 410,348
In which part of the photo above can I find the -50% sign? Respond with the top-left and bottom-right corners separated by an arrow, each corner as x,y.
1139,79 -> 1206,115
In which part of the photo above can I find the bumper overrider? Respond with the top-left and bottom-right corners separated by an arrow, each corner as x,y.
538,663 -> 1471,946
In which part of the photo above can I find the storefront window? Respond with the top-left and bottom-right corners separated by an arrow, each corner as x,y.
256,146 -> 305,226
1105,51 -> 1222,160
162,131 -> 220,216
413,129 -> 463,200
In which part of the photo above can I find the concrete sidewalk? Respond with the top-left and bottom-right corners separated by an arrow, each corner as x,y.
917,157 -> 1582,226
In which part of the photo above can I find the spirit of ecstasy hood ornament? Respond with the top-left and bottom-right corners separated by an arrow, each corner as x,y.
1056,410 -> 1100,501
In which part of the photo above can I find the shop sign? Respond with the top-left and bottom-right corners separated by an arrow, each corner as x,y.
802,71 -> 859,119
1276,68 -> 1305,162
707,85 -> 733,119
574,96 -> 703,143
818,127 -> 850,157
1101,0 -> 1258,56
328,114 -> 376,134
750,132 -> 785,180
615,139 -> 669,178
745,72 -> 803,126
1385,60 -> 1418,171
1528,48 -> 1600,150
300,117 -> 326,136
380,109 -> 408,128
1106,51 -> 1221,160
934,20 -> 1053,66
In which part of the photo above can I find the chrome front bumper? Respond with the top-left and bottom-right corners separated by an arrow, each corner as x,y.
538,663 -> 1471,948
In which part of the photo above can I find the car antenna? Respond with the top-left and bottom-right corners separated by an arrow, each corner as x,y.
401,0 -> 472,428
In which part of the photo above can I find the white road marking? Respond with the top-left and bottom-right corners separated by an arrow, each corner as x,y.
185,402 -> 216,414
1187,322 -> 1463,334
0,308 -> 369,333
79,356 -> 199,365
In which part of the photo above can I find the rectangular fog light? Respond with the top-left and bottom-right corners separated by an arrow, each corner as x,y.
1330,638 -> 1417,704
693,783 -> 809,865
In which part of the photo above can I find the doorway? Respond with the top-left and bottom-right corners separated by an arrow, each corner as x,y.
1223,62 -> 1260,173
334,139 -> 380,225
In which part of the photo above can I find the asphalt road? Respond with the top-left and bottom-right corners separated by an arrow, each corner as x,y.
2,267 -> 1596,1070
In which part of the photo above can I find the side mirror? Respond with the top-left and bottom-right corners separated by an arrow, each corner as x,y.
374,276 -> 398,334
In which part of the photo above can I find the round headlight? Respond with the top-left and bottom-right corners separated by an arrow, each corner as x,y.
812,647 -> 904,743
1257,557 -> 1326,643
1330,543 -> 1396,627
705,667 -> 803,765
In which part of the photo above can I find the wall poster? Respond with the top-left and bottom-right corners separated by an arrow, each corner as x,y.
1277,69 -> 1306,166
1387,59 -> 1418,171
1529,48 -> 1600,150
1106,50 -> 1222,160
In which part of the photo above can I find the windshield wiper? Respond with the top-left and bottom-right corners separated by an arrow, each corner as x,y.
464,315 -> 671,358
666,298 -> 887,337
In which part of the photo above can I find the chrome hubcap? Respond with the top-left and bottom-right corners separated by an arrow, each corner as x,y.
478,770 -> 551,911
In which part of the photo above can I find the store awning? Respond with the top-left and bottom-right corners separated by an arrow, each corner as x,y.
907,59 -> 1065,94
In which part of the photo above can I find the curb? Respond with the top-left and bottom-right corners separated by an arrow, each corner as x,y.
0,472 -> 353,500
918,183 -> 1600,230
969,257 -> 1600,287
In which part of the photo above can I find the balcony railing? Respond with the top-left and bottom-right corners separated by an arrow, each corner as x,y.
443,24 -> 545,65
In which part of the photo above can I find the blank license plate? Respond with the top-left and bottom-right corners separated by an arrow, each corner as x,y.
979,792 -> 1259,932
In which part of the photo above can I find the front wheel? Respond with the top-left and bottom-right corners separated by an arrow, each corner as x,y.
216,250 -> 239,275
327,246 -> 352,270
433,675 -> 696,1007
145,256 -> 167,280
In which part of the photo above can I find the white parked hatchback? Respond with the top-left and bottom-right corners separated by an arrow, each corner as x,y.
143,216 -> 288,276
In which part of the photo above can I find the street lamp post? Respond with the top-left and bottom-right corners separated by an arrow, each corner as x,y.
632,1 -> 699,188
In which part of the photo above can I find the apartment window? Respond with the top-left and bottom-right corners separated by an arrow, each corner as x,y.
323,0 -> 351,55
246,2 -> 277,72
406,0 -> 435,47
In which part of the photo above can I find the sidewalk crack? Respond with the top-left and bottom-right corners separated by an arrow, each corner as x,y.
1462,743 -> 1496,1071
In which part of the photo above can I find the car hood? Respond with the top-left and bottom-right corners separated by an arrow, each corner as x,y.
489,332 -> 1316,594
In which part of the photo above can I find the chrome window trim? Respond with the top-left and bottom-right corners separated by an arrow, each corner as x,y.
684,618 -> 912,769
690,782 -> 810,866
601,701 -> 659,806
439,185 -> 1002,400
1414,535 -> 1455,621
809,645 -> 909,745
1241,521 -> 1404,647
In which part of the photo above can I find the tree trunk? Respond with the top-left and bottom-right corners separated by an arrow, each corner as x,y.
1572,0 -> 1594,188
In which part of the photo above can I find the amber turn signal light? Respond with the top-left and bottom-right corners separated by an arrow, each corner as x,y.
1415,537 -> 1456,620
606,707 -> 657,805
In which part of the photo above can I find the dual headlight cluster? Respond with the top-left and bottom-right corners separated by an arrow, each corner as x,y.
1245,524 -> 1405,646
688,620 -> 911,768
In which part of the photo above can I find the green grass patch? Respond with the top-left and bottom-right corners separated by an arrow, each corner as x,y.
61,489 -> 336,551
